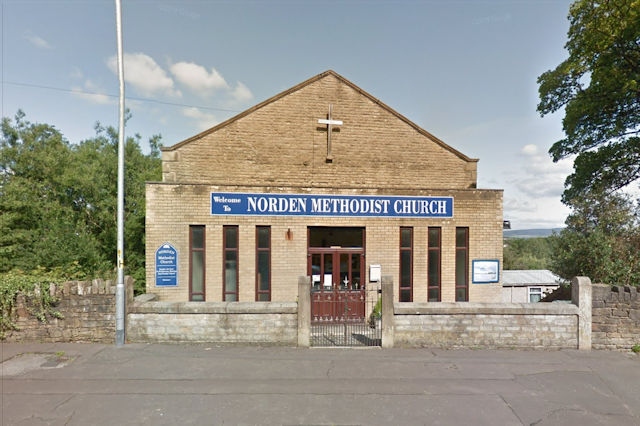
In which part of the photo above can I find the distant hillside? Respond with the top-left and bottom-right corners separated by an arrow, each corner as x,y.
503,229 -> 563,239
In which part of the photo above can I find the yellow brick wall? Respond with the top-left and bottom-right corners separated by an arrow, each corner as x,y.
161,72 -> 477,190
146,185 -> 503,302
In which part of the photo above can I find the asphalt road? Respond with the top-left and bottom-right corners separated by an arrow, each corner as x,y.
2,343 -> 640,425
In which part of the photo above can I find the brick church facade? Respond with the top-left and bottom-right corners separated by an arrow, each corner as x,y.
145,70 -> 503,305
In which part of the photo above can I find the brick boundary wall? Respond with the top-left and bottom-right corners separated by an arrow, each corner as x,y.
3,277 -> 134,343
391,303 -> 579,349
12,275 -> 638,352
592,283 -> 640,350
383,276 -> 592,350
127,295 -> 298,345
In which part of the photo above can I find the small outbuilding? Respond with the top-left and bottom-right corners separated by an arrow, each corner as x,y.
502,269 -> 563,303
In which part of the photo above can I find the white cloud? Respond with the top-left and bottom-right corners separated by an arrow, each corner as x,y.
503,193 -> 570,229
182,107 -> 218,131
24,31 -> 52,49
499,144 -> 574,229
107,53 -> 180,98
473,13 -> 512,25
169,62 -> 254,105
515,144 -> 573,198
71,79 -> 113,105
504,197 -> 538,214
170,62 -> 229,92
70,67 -> 84,79
229,81 -> 253,104
521,144 -> 538,156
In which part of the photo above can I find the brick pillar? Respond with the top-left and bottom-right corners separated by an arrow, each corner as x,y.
572,276 -> 592,350
381,275 -> 394,348
297,276 -> 311,347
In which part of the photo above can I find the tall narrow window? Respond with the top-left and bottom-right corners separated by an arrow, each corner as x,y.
189,225 -> 205,301
427,227 -> 441,302
256,226 -> 271,301
223,225 -> 239,301
399,227 -> 413,302
455,227 -> 469,302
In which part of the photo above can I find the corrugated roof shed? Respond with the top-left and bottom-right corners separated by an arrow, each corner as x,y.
502,270 -> 563,286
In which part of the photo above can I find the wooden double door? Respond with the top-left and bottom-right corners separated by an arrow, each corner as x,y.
309,248 -> 365,322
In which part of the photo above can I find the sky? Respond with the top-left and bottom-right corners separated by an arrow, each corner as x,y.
1,0 -> 576,230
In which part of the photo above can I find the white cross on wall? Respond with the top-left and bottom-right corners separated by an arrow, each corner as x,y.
318,104 -> 342,162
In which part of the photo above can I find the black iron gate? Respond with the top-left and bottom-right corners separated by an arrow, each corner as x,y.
310,287 -> 382,347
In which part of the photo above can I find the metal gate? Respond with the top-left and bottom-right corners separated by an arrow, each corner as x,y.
310,287 -> 382,347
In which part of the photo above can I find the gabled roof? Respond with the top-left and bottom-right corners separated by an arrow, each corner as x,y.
502,270 -> 564,286
163,70 -> 478,163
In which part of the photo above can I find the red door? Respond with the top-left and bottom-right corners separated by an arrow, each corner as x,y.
309,249 -> 365,322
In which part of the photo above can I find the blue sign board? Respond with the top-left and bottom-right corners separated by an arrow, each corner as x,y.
155,243 -> 178,286
211,192 -> 453,218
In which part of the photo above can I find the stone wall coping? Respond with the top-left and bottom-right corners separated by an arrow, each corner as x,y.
133,294 -> 158,304
132,301 -> 298,315
394,302 -> 579,316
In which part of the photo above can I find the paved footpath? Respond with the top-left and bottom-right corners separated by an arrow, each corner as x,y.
2,343 -> 640,426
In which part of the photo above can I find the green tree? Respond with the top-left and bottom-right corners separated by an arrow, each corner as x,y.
549,191 -> 640,285
0,111 -> 107,273
503,237 -> 554,270
537,0 -> 640,202
68,123 -> 162,287
1,111 -> 161,291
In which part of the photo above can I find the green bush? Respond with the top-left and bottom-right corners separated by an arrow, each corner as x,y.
0,268 -> 68,338
368,298 -> 382,328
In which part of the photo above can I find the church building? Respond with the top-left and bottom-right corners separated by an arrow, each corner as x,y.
145,70 -> 504,308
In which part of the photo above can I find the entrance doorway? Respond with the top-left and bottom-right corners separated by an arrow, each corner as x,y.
309,249 -> 365,320
307,227 -> 381,347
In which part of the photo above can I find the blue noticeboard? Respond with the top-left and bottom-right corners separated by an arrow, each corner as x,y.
155,243 -> 178,286
211,192 -> 454,218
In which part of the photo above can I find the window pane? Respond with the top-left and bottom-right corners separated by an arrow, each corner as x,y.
192,227 -> 204,249
258,252 -> 270,291
428,288 -> 439,302
257,227 -> 270,248
400,228 -> 412,247
308,227 -> 364,248
225,252 -> 237,293
257,293 -> 270,302
530,287 -> 542,303
455,287 -> 466,302
323,253 -> 333,289
323,253 -> 333,274
455,251 -> 467,285
428,228 -> 440,247
191,294 -> 204,302
400,251 -> 412,285
456,228 -> 467,247
225,227 -> 238,248
311,253 -> 321,290
225,268 -> 237,292
400,289 -> 412,302
428,252 -> 440,285
191,251 -> 203,293
339,253 -> 349,289
351,255 -> 361,289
